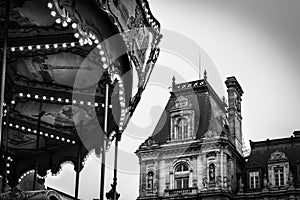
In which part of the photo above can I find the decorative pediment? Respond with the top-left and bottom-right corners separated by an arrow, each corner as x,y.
174,96 -> 189,109
268,151 -> 289,162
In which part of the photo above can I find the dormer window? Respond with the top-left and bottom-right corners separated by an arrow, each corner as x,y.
176,118 -> 188,140
170,96 -> 195,141
274,167 -> 284,186
249,171 -> 260,189
267,151 -> 289,188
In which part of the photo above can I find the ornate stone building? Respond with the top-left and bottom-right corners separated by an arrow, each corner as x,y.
135,75 -> 300,200
135,75 -> 245,199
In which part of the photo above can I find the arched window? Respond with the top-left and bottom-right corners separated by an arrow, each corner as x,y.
176,118 -> 188,140
147,171 -> 154,189
175,163 -> 189,189
209,163 -> 216,183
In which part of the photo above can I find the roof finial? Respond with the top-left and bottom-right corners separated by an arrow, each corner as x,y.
204,70 -> 207,80
222,96 -> 226,103
172,76 -> 176,87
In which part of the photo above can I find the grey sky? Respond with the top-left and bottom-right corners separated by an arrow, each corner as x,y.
46,1 -> 300,199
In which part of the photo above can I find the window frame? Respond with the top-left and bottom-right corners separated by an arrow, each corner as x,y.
248,170 -> 260,189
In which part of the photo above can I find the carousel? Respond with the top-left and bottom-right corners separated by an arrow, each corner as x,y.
0,0 -> 161,199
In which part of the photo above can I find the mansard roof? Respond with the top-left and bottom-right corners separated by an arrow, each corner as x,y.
245,134 -> 300,177
138,78 -> 229,149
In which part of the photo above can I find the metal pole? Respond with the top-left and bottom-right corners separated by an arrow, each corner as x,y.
0,0 -> 10,162
113,131 -> 120,200
100,83 -> 109,200
74,143 -> 81,200
2,105 -> 9,192
33,103 -> 45,190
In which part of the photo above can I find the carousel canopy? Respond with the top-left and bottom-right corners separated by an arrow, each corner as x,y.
0,0 -> 161,187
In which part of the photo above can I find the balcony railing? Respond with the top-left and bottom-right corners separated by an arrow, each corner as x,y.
164,187 -> 198,196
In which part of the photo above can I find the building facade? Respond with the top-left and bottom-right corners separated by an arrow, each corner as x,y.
135,75 -> 300,200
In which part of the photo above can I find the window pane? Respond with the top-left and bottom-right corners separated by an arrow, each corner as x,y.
183,178 -> 189,188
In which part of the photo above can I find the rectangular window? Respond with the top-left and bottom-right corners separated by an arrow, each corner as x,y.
274,167 -> 284,186
249,171 -> 260,189
175,177 -> 189,189
183,125 -> 188,139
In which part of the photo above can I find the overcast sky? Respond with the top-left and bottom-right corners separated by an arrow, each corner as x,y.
46,1 -> 300,199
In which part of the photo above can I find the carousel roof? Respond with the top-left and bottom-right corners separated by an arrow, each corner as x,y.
0,0 -> 161,187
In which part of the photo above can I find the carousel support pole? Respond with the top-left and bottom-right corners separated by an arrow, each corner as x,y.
74,143 -> 81,200
113,131 -> 120,200
2,105 -> 10,192
100,83 -> 109,200
33,103 -> 45,191
0,0 -> 10,167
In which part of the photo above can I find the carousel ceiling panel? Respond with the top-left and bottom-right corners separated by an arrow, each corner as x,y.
9,53 -> 93,88
0,0 -> 72,38
12,101 -> 94,128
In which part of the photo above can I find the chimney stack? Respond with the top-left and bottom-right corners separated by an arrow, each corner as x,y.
225,76 -> 244,154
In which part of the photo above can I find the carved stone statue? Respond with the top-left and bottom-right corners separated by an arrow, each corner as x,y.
263,173 -> 269,191
238,177 -> 244,193
202,177 -> 208,189
288,172 -> 294,188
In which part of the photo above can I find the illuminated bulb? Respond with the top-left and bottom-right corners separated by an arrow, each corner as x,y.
66,17 -> 71,23
47,2 -> 53,8
28,128 -> 31,132
62,43 -> 67,48
9,123 -> 12,127
101,57 -> 106,62
43,96 -> 46,100
79,42 -> 84,46
11,47 -> 15,52
99,51 -> 104,55
50,11 -> 56,17
109,105 -> 112,108
71,23 -> 77,29
40,131 -> 43,135
50,135 -> 54,138
7,170 -> 10,174
70,42 -> 75,47
58,98 -> 62,102
3,122 -> 6,125
28,46 -> 32,50
103,64 -> 108,69
102,104 -> 105,108
11,100 -> 15,104
55,18 -> 61,24
33,130 -> 37,133
91,34 -> 96,40
83,39 -> 88,45
87,102 -> 91,106
88,40 -> 93,45
45,133 -> 48,137
19,93 -> 23,97
95,103 -> 99,107
4,109 -> 7,113
65,99 -> 69,103
27,94 -> 31,98
79,38 -> 84,44
72,141 -> 76,144
36,45 -> 41,49
21,127 -> 25,130
15,125 -> 19,128
34,95 -> 38,99
50,97 -> 54,101
94,39 -> 99,44
62,21 -> 68,27
67,139 -> 70,143
62,138 -> 65,141
80,101 -> 84,105
19,46 -> 24,51
45,44 -> 50,49
53,43 -> 58,48
74,33 -> 79,38
56,136 -> 59,140
96,44 -> 102,49
72,100 -> 77,104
